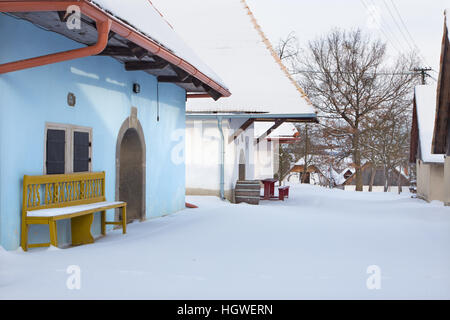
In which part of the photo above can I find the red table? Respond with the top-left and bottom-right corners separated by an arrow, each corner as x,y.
261,178 -> 278,200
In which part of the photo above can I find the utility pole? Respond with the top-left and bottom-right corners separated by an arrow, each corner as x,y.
329,163 -> 333,189
413,67 -> 432,85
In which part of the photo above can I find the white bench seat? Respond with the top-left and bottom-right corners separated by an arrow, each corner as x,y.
27,201 -> 125,217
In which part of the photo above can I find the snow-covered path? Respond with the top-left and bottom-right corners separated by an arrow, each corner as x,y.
1,185 -> 450,299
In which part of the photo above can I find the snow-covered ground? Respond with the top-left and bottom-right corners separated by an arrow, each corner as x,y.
1,184 -> 450,299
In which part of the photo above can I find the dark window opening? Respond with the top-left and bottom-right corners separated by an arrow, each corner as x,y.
46,129 -> 65,174
73,131 -> 90,172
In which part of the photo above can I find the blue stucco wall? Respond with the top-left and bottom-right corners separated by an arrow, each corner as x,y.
0,14 -> 186,250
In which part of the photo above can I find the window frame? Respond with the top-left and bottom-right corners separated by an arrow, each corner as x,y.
44,122 -> 92,174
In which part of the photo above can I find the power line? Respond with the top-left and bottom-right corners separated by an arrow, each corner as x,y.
361,0 -> 431,68
428,74 -> 438,82
294,68 -> 433,84
381,0 -> 415,52
388,0 -> 430,66
365,0 -> 411,54
389,0 -> 423,47
293,69 -> 415,76
359,0 -> 405,56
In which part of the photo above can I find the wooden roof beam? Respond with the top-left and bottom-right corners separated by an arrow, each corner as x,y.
127,42 -> 148,60
98,46 -> 134,57
255,119 -> 285,144
201,83 -> 222,101
157,75 -> 190,83
125,60 -> 169,71
170,65 -> 190,82
228,119 -> 255,143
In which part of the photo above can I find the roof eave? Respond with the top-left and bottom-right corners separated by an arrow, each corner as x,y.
0,0 -> 231,100
186,112 -> 318,122
432,11 -> 450,154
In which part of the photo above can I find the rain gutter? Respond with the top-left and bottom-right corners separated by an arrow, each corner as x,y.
0,1 -> 231,99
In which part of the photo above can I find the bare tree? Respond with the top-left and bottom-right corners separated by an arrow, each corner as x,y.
278,143 -> 294,184
361,103 -> 411,192
288,29 -> 417,191
277,31 -> 300,71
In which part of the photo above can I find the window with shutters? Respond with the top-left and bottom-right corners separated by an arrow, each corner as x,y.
73,131 -> 90,172
44,123 -> 92,174
46,129 -> 66,174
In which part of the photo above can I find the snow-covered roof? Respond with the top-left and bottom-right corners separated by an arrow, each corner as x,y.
271,123 -> 298,137
254,122 -> 298,138
290,159 -> 346,184
330,169 -> 346,185
89,0 -> 227,90
294,158 -> 321,167
341,167 -> 356,175
415,85 -> 444,163
395,166 -> 409,179
320,167 -> 346,185
151,0 -> 316,117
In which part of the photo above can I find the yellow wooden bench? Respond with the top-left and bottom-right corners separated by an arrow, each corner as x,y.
21,171 -> 127,251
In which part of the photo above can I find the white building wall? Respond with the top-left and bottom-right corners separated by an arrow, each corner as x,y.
185,118 -> 255,201
254,138 -> 275,180
186,119 -> 221,194
229,118 -> 255,184
416,159 -> 445,202
445,156 -> 450,205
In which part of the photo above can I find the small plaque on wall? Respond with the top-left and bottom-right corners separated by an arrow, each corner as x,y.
67,92 -> 76,107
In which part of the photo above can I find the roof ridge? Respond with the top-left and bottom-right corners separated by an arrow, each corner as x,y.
240,0 -> 313,106
147,0 -> 174,30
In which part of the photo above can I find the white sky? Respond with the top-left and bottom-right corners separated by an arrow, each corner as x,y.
246,0 -> 448,78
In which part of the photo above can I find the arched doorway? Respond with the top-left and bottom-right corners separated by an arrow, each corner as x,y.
238,149 -> 246,180
116,109 -> 146,222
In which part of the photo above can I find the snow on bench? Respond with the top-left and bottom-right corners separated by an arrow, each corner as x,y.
27,201 -> 125,217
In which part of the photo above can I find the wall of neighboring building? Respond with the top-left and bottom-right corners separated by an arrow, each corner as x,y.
254,138 -> 275,180
416,160 -> 445,202
230,118 -> 255,185
343,185 -> 406,193
285,172 -> 324,185
0,14 -> 186,250
185,119 -> 229,198
444,156 -> 450,205
348,166 -> 409,187
185,118 -> 254,201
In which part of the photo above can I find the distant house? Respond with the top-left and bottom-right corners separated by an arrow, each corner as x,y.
0,1 -> 228,250
410,84 -> 445,202
431,10 -> 450,205
285,158 -> 340,187
154,0 -> 317,201
341,162 -> 409,192
286,163 -> 330,186
341,168 -> 355,180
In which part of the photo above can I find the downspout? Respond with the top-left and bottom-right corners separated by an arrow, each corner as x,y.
217,116 -> 225,200
0,17 -> 111,74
